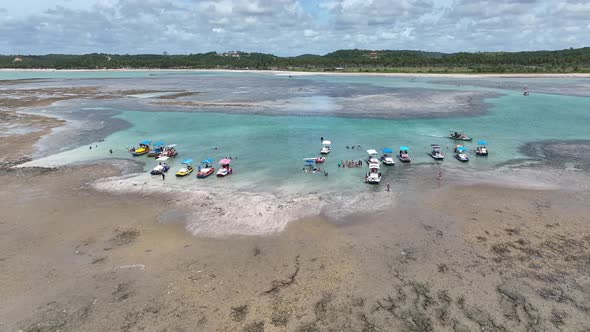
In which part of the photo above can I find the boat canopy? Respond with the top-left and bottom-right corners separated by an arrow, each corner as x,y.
202,159 -> 213,164
156,156 -> 170,161
382,148 -> 393,154
366,149 -> 378,155
219,158 -> 231,165
456,147 -> 467,152
139,140 -> 151,145
181,159 -> 193,164
305,160 -> 315,165
322,140 -> 331,145
153,141 -> 165,147
431,144 -> 441,148
400,146 -> 409,151
368,163 -> 381,169
166,144 -> 177,148
477,140 -> 488,145
303,158 -> 316,161
449,130 -> 464,133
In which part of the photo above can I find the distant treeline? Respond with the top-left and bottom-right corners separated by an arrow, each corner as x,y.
2,48 -> 590,73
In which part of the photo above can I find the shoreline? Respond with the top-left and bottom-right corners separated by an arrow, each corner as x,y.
2,67 -> 590,78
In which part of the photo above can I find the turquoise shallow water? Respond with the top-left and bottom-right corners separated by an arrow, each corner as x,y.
13,71 -> 590,195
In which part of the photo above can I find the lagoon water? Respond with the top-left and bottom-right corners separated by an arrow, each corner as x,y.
5,71 -> 590,234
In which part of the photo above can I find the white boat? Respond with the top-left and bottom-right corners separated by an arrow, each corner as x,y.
455,145 -> 469,162
475,140 -> 488,156
217,158 -> 233,177
150,156 -> 170,175
320,140 -> 331,154
430,144 -> 444,160
381,148 -> 395,165
366,149 -> 381,165
365,163 -> 382,184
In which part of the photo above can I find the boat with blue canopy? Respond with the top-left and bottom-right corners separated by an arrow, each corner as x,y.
148,141 -> 166,157
476,140 -> 488,156
130,140 -> 151,156
454,145 -> 469,162
398,146 -> 411,162
176,159 -> 194,177
380,148 -> 395,165
197,158 -> 215,178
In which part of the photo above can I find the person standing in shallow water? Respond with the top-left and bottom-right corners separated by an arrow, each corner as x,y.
321,136 -> 324,142
161,172 -> 165,181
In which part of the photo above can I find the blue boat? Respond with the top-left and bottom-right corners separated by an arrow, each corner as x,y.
398,146 -> 411,162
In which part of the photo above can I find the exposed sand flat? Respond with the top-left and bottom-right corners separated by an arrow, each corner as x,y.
2,164 -> 589,331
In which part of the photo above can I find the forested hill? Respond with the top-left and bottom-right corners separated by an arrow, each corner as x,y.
1,48 -> 590,73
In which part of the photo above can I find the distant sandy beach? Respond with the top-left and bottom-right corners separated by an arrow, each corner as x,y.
2,67 -> 590,78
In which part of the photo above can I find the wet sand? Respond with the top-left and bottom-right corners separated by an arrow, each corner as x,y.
1,164 -> 589,331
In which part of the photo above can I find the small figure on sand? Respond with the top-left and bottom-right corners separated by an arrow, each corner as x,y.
161,172 -> 165,180
109,149 -> 113,154
386,183 -> 391,192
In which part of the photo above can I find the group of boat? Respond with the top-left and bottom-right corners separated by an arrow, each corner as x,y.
174,158 -> 233,178
128,140 -> 234,178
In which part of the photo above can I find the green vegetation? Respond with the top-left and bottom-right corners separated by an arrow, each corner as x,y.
2,48 -> 590,73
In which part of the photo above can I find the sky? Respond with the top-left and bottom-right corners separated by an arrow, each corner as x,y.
0,0 -> 589,55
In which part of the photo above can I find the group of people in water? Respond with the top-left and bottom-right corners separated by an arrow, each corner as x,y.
338,160 -> 363,168
345,145 -> 362,150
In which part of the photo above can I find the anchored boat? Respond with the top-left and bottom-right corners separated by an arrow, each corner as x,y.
455,146 -> 469,162
158,144 -> 178,158
449,131 -> 473,141
365,162 -> 382,184
366,149 -> 381,165
196,159 -> 215,178
320,140 -> 331,154
430,144 -> 444,160
130,140 -> 151,156
175,159 -> 194,177
150,156 -> 170,175
475,140 -> 489,156
380,148 -> 395,165
147,141 -> 165,157
217,158 -> 233,177
398,146 -> 411,163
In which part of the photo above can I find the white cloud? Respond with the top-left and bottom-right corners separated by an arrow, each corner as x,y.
0,0 -> 588,55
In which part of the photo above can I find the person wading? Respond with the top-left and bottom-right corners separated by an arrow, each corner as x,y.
161,172 -> 165,181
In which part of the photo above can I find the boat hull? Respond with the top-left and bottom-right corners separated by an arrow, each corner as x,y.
197,168 -> 215,178
449,136 -> 473,141
131,150 -> 149,156
455,155 -> 469,162
175,169 -> 193,177
398,155 -> 411,163
430,153 -> 444,160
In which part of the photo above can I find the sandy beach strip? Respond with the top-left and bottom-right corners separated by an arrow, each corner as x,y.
2,67 -> 590,78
